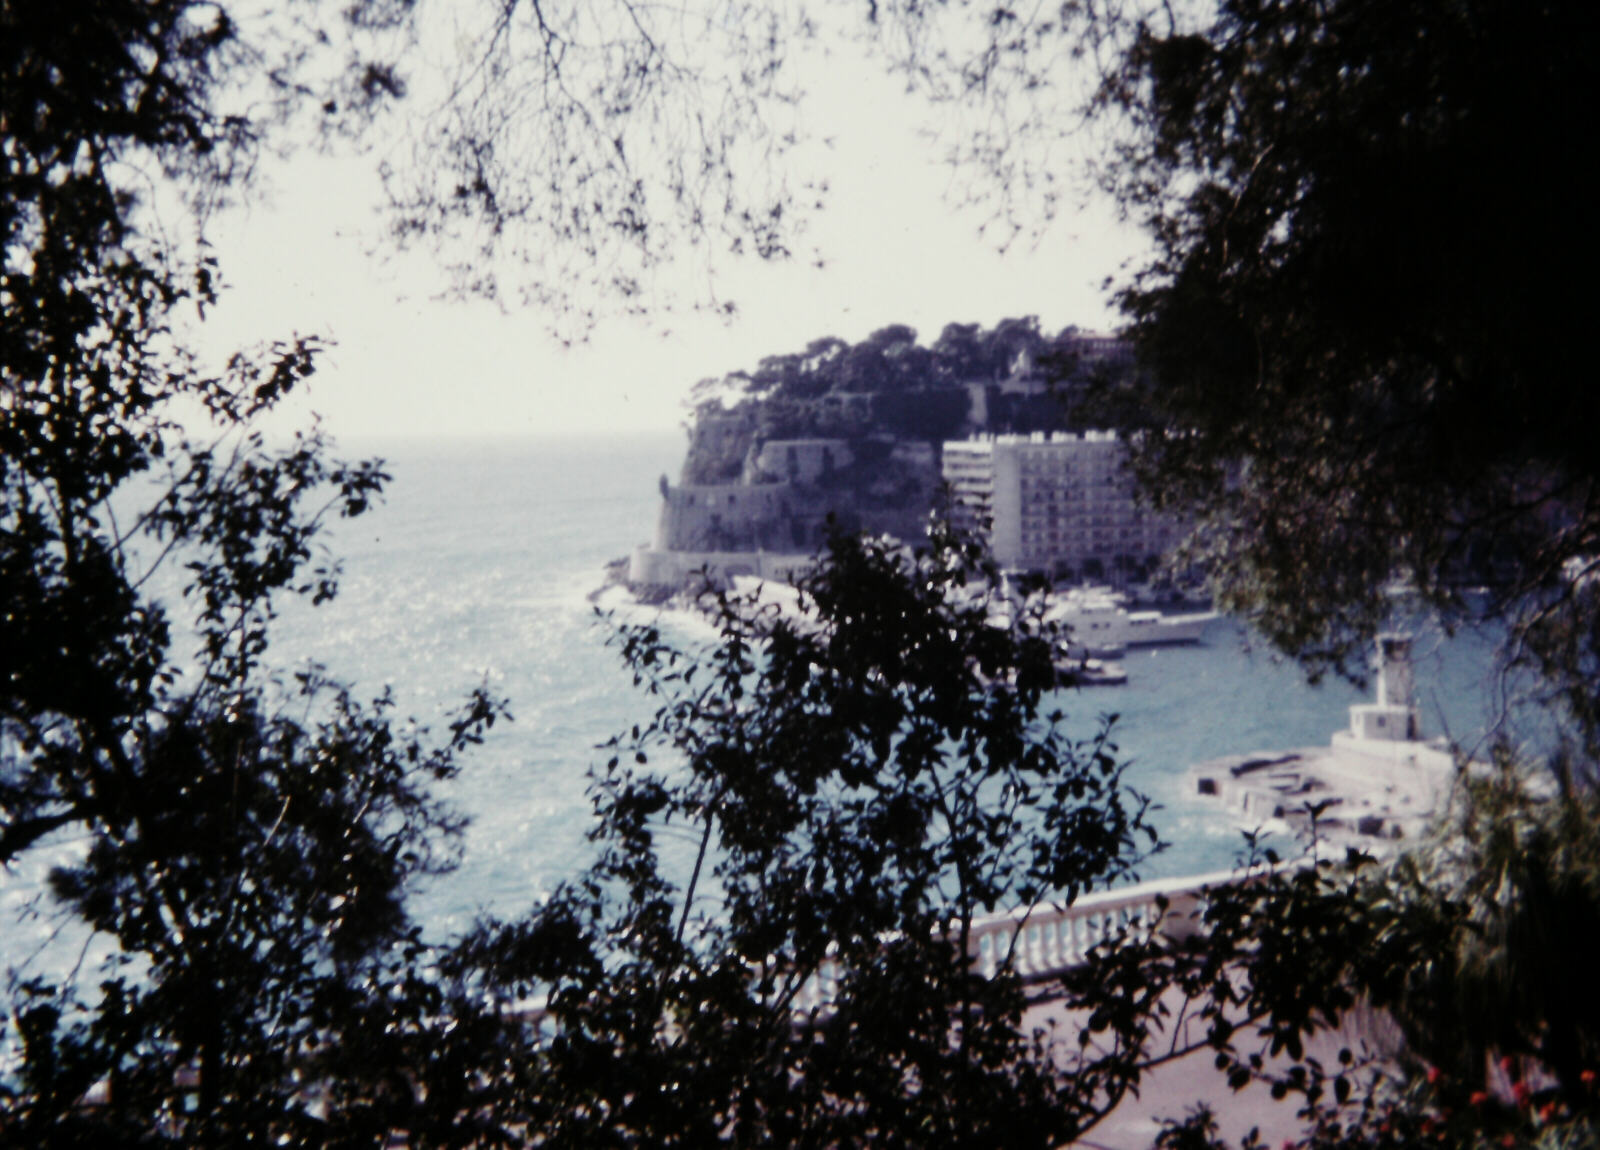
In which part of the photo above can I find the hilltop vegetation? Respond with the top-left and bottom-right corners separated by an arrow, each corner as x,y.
680,318 -> 1138,485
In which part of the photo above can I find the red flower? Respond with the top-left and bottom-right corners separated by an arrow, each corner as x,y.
1500,1136 -> 1515,1149
1426,1065 -> 1442,1084
1582,1069 -> 1597,1088
1512,1081 -> 1532,1108
1539,1101 -> 1558,1122
1469,1091 -> 1491,1107
1499,1054 -> 1517,1078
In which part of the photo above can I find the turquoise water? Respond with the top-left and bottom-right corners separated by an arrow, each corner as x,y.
2,433 -> 1509,963
1090,618 -> 1502,880
265,435 -> 1507,925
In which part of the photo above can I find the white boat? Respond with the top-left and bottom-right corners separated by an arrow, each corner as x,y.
1054,656 -> 1128,687
1064,636 -> 1127,660
1044,588 -> 1216,648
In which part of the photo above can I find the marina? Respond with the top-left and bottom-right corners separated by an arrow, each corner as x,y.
1044,584 -> 1218,652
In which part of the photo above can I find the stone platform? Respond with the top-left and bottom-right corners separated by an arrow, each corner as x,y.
1190,633 -> 1461,851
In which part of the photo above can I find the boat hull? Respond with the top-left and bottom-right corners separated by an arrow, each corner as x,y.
1051,603 -> 1217,649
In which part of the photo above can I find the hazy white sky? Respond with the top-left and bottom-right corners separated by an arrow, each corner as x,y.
199,44 -> 1145,442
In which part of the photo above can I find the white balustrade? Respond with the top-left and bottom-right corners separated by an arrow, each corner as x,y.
967,868 -> 1235,981
791,867 -> 1240,1017
508,868 -> 1248,1030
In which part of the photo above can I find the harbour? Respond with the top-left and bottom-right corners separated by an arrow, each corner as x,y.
1,436 -> 1505,975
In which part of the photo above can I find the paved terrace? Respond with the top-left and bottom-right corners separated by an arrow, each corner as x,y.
791,869 -> 1405,1149
1031,885 -> 1397,1148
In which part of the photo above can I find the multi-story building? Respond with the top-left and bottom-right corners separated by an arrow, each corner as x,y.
1064,330 -> 1135,369
942,432 -> 1185,579
942,438 -> 1005,539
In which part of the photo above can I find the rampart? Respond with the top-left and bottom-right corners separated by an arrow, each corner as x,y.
655,482 -> 803,552
744,438 -> 853,485
628,545 -> 817,591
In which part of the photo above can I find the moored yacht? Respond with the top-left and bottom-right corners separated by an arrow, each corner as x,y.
1044,587 -> 1217,649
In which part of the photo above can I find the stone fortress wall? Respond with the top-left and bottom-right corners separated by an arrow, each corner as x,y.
633,435 -> 913,591
628,328 -> 1171,594
744,438 -> 854,486
653,481 -> 804,553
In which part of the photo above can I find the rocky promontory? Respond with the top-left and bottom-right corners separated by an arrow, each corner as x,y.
626,318 -> 1137,595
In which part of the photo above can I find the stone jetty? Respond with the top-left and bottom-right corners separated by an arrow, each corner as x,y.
1191,634 -> 1458,848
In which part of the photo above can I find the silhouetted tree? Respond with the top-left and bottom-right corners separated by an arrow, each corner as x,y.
13,3 -> 1599,1147
1088,0 -> 1600,744
3,2 -> 508,1141
449,527 -> 1163,1148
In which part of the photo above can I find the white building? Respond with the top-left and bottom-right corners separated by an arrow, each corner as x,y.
942,432 -> 1185,578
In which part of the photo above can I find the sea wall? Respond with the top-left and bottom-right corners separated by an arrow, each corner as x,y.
628,545 -> 817,591
655,482 -> 801,551
1190,636 -> 1460,847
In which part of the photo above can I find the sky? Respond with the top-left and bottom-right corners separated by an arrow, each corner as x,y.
198,34 -> 1147,443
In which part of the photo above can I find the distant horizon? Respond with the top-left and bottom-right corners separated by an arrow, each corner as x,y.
327,425 -> 691,445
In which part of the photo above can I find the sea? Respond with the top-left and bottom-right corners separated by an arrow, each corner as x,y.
3,433 -> 1513,971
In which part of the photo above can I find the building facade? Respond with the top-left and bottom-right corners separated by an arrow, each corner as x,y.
942,432 -> 1185,578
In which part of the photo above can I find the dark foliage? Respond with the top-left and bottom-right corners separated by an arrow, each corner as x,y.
691,317 -> 1110,411
13,2 -> 1599,1147
1088,0 -> 1600,743
449,527 -> 1160,1147
2,1 -> 509,1142
843,1 -> 1600,1144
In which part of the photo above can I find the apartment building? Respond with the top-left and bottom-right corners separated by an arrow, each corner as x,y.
942,432 -> 1184,578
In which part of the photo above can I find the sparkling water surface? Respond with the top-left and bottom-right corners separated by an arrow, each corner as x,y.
4,433 -> 1507,966
270,435 -> 1505,928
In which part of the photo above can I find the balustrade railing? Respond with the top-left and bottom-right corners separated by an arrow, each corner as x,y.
969,867 -> 1237,979
64,871 -> 1260,1112
506,868 -> 1252,1026
794,867 -> 1243,1013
